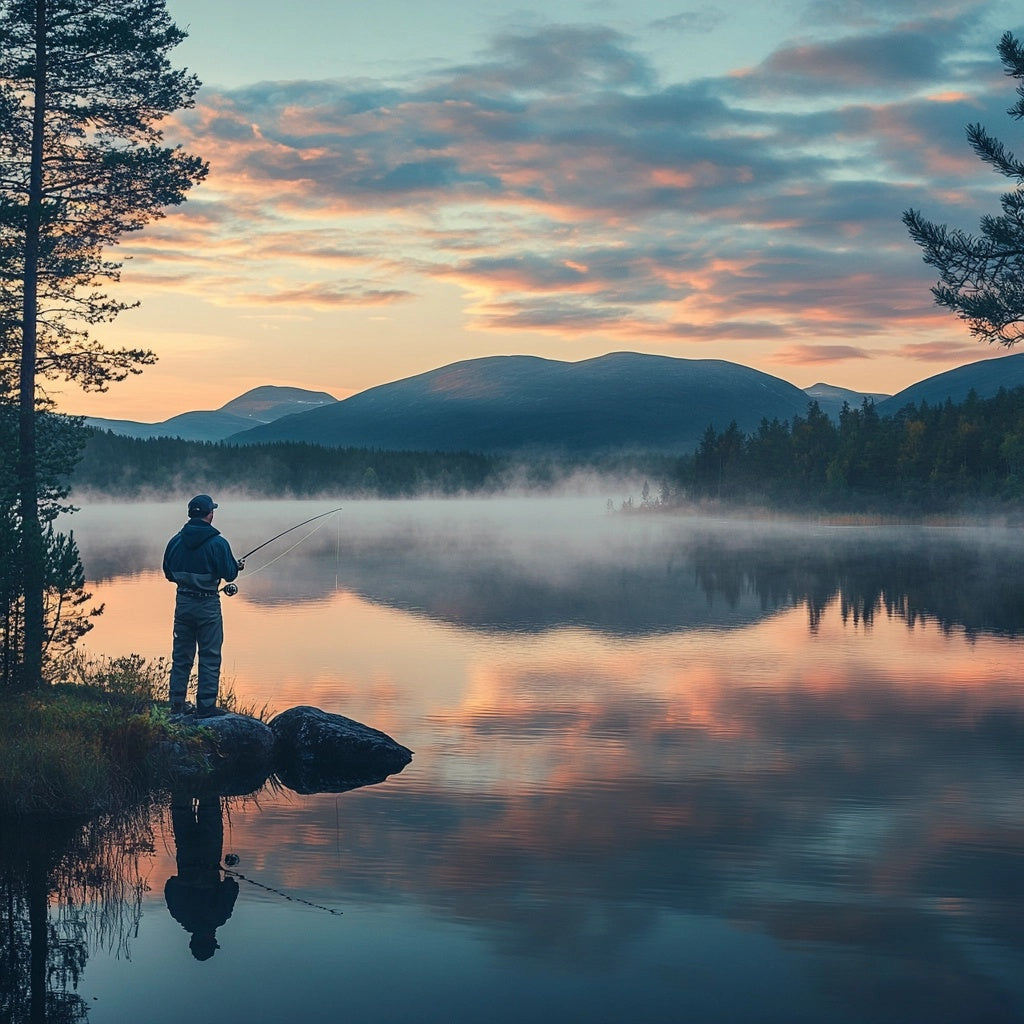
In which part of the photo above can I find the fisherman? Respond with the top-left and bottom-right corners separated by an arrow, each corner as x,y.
163,494 -> 244,717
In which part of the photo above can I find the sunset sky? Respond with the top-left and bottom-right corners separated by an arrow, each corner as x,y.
60,0 -> 1024,420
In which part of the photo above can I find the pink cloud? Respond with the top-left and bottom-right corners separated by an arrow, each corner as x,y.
774,344 -> 874,365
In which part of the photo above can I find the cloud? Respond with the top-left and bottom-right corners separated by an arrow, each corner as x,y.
649,7 -> 728,35
746,21 -> 958,95
898,339 -> 1004,362
774,344 -> 875,365
443,24 -> 656,94
123,13 -> 1016,361
231,281 -> 414,309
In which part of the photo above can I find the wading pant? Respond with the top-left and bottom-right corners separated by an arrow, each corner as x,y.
169,592 -> 224,709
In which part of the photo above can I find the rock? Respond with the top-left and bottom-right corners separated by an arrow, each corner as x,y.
160,712 -> 275,795
270,705 -> 413,794
197,713 -> 276,769
148,737 -> 213,783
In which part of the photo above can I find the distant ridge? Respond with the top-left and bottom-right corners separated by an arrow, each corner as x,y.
226,353 -> 814,455
83,385 -> 336,441
878,352 -> 1024,414
78,351 -> 1024,453
804,382 -> 891,420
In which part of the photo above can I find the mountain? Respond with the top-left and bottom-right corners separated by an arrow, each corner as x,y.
80,351 -> 1024,454
877,352 -> 1024,414
226,353 -> 814,455
83,385 -> 337,441
803,382 -> 891,420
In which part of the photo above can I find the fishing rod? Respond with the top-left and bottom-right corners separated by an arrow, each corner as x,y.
240,506 -> 344,561
222,506 -> 343,596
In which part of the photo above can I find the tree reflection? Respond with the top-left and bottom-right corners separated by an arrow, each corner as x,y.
70,502 -> 1024,638
0,808 -> 152,1024
322,520 -> 1024,638
689,528 -> 1024,636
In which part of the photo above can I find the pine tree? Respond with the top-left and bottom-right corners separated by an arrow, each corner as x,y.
0,0 -> 207,687
903,32 -> 1024,346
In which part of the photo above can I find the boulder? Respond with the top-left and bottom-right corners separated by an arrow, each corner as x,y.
161,712 -> 275,795
270,705 -> 413,794
196,713 -> 276,794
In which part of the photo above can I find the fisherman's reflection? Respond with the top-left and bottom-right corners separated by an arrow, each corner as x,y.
164,792 -> 239,960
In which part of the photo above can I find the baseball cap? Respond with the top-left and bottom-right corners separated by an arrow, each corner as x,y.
188,494 -> 218,517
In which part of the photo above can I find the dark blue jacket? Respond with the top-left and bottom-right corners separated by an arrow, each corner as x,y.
163,520 -> 239,594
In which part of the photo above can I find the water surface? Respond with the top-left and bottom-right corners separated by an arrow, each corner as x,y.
4,498 -> 1023,1023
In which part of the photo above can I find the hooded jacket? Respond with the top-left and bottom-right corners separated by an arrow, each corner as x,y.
163,519 -> 240,594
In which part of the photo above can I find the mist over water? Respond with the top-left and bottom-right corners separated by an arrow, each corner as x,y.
67,495 -> 1024,636
22,497 -> 1024,1023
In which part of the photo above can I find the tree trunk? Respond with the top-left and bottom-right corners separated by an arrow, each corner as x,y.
16,0 -> 47,690
27,855 -> 48,1024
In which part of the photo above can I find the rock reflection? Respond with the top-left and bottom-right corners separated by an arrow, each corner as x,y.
164,792 -> 238,961
0,807 -> 153,1024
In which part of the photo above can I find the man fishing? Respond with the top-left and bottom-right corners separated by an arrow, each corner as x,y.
163,494 -> 244,717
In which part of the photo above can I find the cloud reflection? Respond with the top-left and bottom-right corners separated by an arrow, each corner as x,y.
218,658 -> 1024,1017
52,500 -> 1024,1018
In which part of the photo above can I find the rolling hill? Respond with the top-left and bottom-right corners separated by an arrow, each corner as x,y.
78,351 -> 1024,456
225,353 -> 816,456
83,385 -> 336,441
877,352 -> 1024,414
804,382 -> 892,420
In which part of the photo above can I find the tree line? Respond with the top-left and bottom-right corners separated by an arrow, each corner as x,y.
70,383 -> 1024,513
677,387 -> 1024,511
73,431 -> 507,498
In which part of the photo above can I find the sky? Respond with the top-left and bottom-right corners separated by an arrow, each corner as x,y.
58,0 -> 1024,420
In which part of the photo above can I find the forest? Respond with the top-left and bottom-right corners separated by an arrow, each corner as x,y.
683,385 -> 1024,511
71,431 -> 506,498
67,384 -> 1024,513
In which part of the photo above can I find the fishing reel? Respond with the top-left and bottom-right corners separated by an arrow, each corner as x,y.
222,583 -> 239,597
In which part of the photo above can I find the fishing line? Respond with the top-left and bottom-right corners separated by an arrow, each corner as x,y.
335,512 -> 342,590
239,506 -> 344,561
245,517 -> 335,578
221,861 -> 343,917
222,507 -> 342,595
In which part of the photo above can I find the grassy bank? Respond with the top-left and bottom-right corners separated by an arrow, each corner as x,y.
0,654 -> 214,816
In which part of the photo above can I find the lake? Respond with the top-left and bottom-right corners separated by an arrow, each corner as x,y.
3,497 -> 1024,1023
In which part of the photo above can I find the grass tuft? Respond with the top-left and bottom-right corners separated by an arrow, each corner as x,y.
0,653 -> 214,816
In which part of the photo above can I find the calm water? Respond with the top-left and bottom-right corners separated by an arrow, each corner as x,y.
4,497 -> 1024,1024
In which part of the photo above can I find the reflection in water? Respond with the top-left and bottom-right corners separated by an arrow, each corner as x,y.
0,809 -> 152,1024
38,500 -> 1024,1021
67,499 -> 1024,639
164,793 -> 238,961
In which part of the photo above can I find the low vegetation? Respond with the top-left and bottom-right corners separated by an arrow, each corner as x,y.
0,653 -> 237,817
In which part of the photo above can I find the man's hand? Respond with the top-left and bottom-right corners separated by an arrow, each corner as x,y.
236,559 -> 245,571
